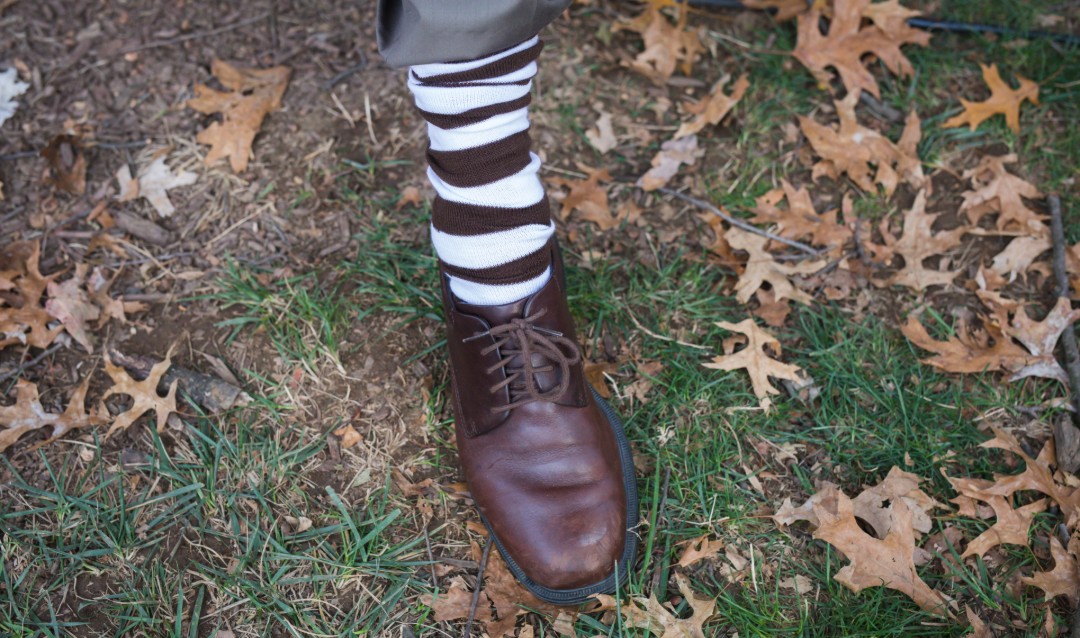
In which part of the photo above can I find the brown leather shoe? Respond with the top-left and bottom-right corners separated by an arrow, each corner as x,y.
439,239 -> 638,605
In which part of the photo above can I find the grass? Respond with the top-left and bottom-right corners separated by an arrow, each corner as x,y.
3,2 -> 1078,636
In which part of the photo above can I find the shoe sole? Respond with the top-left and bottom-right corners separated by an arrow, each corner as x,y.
478,387 -> 640,606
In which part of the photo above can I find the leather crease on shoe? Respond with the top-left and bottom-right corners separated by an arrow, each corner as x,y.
462,308 -> 582,413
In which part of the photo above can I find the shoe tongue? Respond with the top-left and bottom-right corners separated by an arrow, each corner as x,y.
453,275 -> 555,327
455,295 -> 530,327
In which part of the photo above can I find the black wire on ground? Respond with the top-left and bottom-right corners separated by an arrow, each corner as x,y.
684,0 -> 1080,47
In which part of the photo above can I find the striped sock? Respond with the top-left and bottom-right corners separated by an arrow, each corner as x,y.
408,36 -> 554,306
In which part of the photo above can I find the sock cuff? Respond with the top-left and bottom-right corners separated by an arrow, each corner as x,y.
410,37 -> 543,86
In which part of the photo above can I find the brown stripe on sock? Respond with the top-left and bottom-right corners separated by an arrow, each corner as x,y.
417,94 -> 532,130
441,245 -> 552,287
427,130 -> 532,188
432,197 -> 551,236
411,40 -> 544,86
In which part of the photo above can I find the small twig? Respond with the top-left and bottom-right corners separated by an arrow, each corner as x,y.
424,526 -> 439,588
1049,195 -> 1080,424
323,57 -> 368,91
92,140 -> 149,151
0,342 -> 65,385
655,187 -> 824,257
118,13 -> 270,55
853,217 -> 869,266
463,539 -> 491,638
627,309 -> 710,351
0,150 -> 38,161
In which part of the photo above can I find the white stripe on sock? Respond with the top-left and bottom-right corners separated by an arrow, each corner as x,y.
427,108 -> 530,151
409,81 -> 533,115
410,36 -> 539,79
431,222 -> 554,270
448,266 -> 551,306
426,154 -> 543,208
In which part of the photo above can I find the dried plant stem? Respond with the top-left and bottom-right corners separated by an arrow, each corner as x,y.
463,538 -> 491,638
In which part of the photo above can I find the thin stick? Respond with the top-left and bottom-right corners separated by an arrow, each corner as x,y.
1049,195 -> 1080,422
0,342 -> 64,385
655,187 -> 824,257
323,58 -> 368,91
463,539 -> 491,638
627,309 -> 710,351
424,526 -> 439,588
118,13 -> 270,55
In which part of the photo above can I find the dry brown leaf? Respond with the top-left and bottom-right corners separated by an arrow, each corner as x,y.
965,606 -> 992,638
944,64 -> 1039,134
872,191 -> 965,290
598,573 -> 715,638
334,423 -> 361,449
137,156 -> 198,218
677,534 -> 725,568
793,0 -> 930,98
44,264 -> 99,352
959,495 -> 1047,559
752,287 -> 792,328
0,242 -> 64,351
960,154 -> 1045,233
813,490 -> 949,615
584,361 -> 619,399
1021,536 -> 1080,603
900,314 -> 1033,375
990,234 -> 1050,283
102,349 -> 178,437
774,483 -> 841,529
637,135 -> 704,191
725,227 -> 827,305
585,111 -> 618,154
742,0 -> 810,21
674,74 -> 749,139
395,185 -> 423,210
187,59 -> 291,172
428,576 -> 478,622
0,377 -> 104,452
800,93 -> 925,197
87,266 -> 148,326
41,134 -> 87,195
851,466 -> 943,538
115,164 -> 139,201
749,179 -> 852,251
703,318 -> 805,412
1007,298 -> 1080,384
550,165 -> 612,224
616,0 -> 704,84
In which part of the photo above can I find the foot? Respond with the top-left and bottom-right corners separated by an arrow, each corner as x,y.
439,239 -> 639,604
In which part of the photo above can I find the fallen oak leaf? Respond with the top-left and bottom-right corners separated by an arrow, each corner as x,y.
677,534 -> 725,568
41,134 -> 87,196
900,314 -> 1033,375
637,135 -> 704,191
1021,535 -> 1080,603
136,156 -> 198,218
673,74 -> 749,139
800,93 -> 925,198
748,179 -> 852,251
102,348 -> 178,437
944,64 -> 1039,135
725,227 -> 827,305
615,0 -> 705,84
872,190 -> 965,290
814,490 -> 950,615
0,378 -> 104,452
0,67 -> 29,127
187,59 -> 291,173
960,154 -> 1045,233
599,573 -> 715,637
0,242 -> 64,351
87,266 -> 148,326
585,110 -> 618,154
45,264 -> 99,352
851,466 -> 944,539
792,0 -> 930,99
550,165 -> 612,224
1007,297 -> 1080,384
959,495 -> 1046,559
703,318 -> 805,412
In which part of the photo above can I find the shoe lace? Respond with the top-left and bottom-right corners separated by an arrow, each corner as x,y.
462,308 -> 581,413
